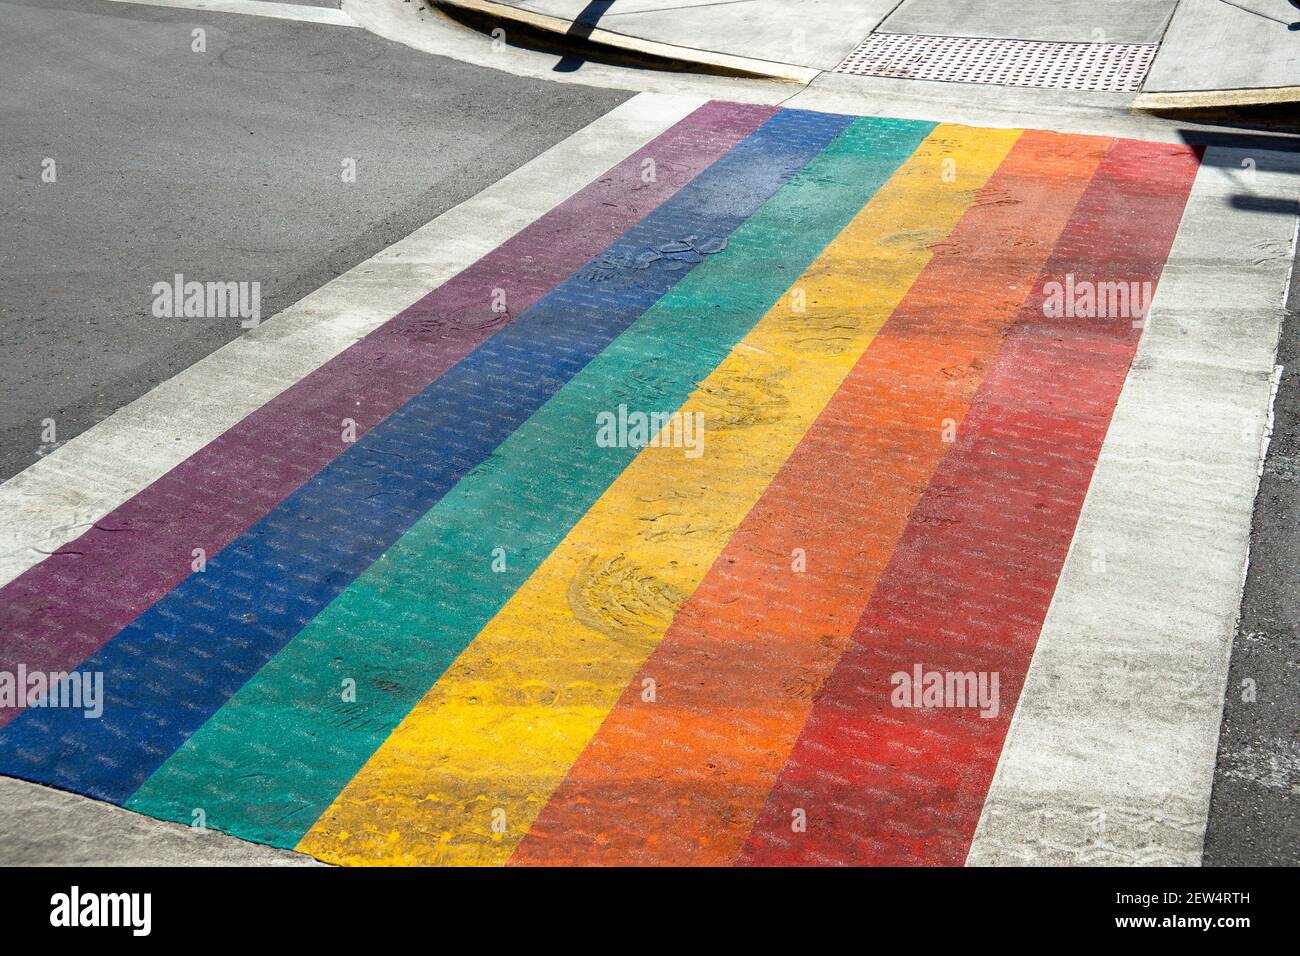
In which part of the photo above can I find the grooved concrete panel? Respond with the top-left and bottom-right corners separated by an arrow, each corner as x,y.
878,0 -> 1179,44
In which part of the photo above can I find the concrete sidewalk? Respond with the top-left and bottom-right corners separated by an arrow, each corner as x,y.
440,0 -> 892,75
1136,0 -> 1300,108
438,0 -> 1299,107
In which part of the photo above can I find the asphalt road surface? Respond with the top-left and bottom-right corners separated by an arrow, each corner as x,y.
0,0 -> 626,482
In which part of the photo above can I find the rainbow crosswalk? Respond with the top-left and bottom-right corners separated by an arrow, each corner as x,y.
0,97 -> 1217,865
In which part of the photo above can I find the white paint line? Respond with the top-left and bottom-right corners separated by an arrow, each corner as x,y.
1259,364 -> 1284,480
0,91 -> 706,588
1284,209 -> 1300,310
967,146 -> 1300,866
101,0 -> 362,28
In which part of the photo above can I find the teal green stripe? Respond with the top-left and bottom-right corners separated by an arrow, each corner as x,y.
127,114 -> 936,847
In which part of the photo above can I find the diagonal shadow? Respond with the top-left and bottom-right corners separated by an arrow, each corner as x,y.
1177,127 -> 1300,215
554,0 -> 617,72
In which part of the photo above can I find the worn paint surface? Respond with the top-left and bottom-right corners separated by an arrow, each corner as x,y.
515,127 -> 1108,866
302,122 -> 1017,865
0,98 -> 1250,866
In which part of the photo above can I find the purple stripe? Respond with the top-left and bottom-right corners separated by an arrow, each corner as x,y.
0,100 -> 775,727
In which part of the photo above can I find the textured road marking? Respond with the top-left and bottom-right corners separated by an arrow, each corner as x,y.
512,128 -> 1110,866
741,138 -> 1202,866
0,98 -> 758,732
0,108 -> 845,802
0,92 -> 700,591
127,111 -> 908,849
301,123 -> 1019,867
101,0 -> 361,28
967,146 -> 1300,866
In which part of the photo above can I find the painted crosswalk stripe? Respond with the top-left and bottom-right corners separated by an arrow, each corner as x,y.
298,123 -> 1018,867
739,139 -> 1202,866
0,97 -> 761,730
1,100 -> 1258,867
0,93 -> 704,591
512,128 -> 1110,866
129,115 -> 934,849
0,107 -> 856,802
967,145 -> 1300,866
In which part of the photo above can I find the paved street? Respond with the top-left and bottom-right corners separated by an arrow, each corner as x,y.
1,0 -> 1296,870
0,0 -> 624,482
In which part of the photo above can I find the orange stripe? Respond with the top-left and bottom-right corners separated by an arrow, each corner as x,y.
511,128 -> 1113,867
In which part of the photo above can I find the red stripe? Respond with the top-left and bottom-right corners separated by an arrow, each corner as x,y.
512,129 -> 1111,867
738,138 -> 1202,866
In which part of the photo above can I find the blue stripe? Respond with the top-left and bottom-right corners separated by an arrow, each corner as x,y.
126,115 -> 935,848
0,107 -> 856,802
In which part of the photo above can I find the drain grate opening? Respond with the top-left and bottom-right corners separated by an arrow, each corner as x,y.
834,33 -> 1159,93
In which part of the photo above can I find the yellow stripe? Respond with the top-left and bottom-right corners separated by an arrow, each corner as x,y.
298,124 -> 1021,866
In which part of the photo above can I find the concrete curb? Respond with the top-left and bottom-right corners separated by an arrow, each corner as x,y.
431,0 -> 820,84
1133,86 -> 1300,110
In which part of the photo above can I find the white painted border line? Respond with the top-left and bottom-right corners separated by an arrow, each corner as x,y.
101,0 -> 362,28
967,146 -> 1300,866
0,91 -> 706,588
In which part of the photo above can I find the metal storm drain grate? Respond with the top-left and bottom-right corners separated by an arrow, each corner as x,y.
834,33 -> 1159,93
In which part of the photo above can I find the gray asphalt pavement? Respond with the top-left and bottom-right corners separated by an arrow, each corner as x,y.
0,0 -> 626,482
